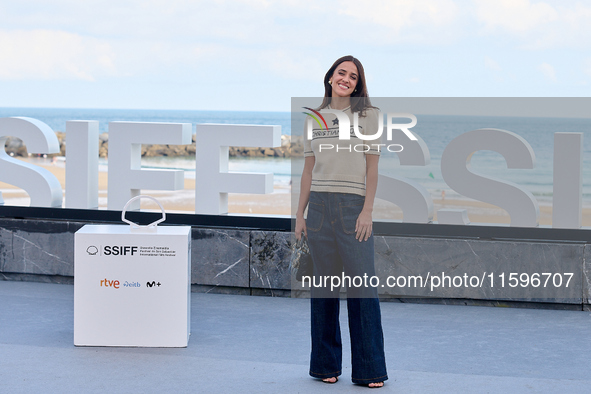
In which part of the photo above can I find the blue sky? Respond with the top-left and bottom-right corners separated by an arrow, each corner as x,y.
0,0 -> 590,111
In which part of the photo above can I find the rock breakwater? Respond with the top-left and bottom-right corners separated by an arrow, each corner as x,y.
4,133 -> 304,158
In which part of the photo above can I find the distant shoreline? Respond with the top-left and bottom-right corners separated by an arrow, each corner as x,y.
4,132 -> 303,158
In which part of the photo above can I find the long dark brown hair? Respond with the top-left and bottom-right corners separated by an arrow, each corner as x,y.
318,55 -> 375,115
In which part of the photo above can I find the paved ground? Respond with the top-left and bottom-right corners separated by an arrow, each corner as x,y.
1,280 -> 591,393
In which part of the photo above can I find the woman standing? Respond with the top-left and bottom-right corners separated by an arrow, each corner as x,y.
295,55 -> 388,388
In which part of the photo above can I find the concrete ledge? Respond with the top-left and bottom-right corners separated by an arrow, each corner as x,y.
0,272 -> 74,285
374,236 -> 583,303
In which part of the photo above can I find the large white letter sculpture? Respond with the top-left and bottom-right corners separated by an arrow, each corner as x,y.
553,132 -> 583,229
441,129 -> 539,227
65,121 -> 99,209
194,124 -> 281,214
107,122 -> 192,211
0,117 -> 62,207
376,129 -> 434,223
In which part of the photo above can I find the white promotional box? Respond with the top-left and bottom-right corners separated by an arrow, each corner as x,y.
74,196 -> 191,347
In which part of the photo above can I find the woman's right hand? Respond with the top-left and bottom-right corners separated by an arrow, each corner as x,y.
295,216 -> 307,241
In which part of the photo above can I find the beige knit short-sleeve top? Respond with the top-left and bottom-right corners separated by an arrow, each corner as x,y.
303,106 -> 381,196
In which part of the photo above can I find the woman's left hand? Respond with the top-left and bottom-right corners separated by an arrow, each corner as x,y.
355,208 -> 373,242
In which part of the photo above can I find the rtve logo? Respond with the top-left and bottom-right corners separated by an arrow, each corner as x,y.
100,278 -> 120,289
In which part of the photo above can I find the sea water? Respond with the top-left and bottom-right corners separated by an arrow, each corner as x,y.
378,114 -> 591,206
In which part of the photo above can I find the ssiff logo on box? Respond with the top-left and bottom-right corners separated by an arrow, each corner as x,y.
86,245 -> 137,256
86,245 -> 177,257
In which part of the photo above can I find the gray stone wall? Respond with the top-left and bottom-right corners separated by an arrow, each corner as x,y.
1,217 -> 590,308
373,236 -> 583,304
0,220 -> 82,278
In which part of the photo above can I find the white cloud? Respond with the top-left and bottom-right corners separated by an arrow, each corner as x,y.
0,0 -> 462,47
259,50 -> 324,81
538,62 -> 556,81
339,0 -> 459,43
0,29 -> 117,80
0,25 -> 236,81
0,1 -> 462,89
340,0 -> 458,28
484,56 -> 501,71
473,0 -> 591,49
474,0 -> 557,33
0,0 -> 589,108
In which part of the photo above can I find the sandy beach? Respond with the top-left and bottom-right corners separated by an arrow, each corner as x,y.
1,157 -> 590,226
